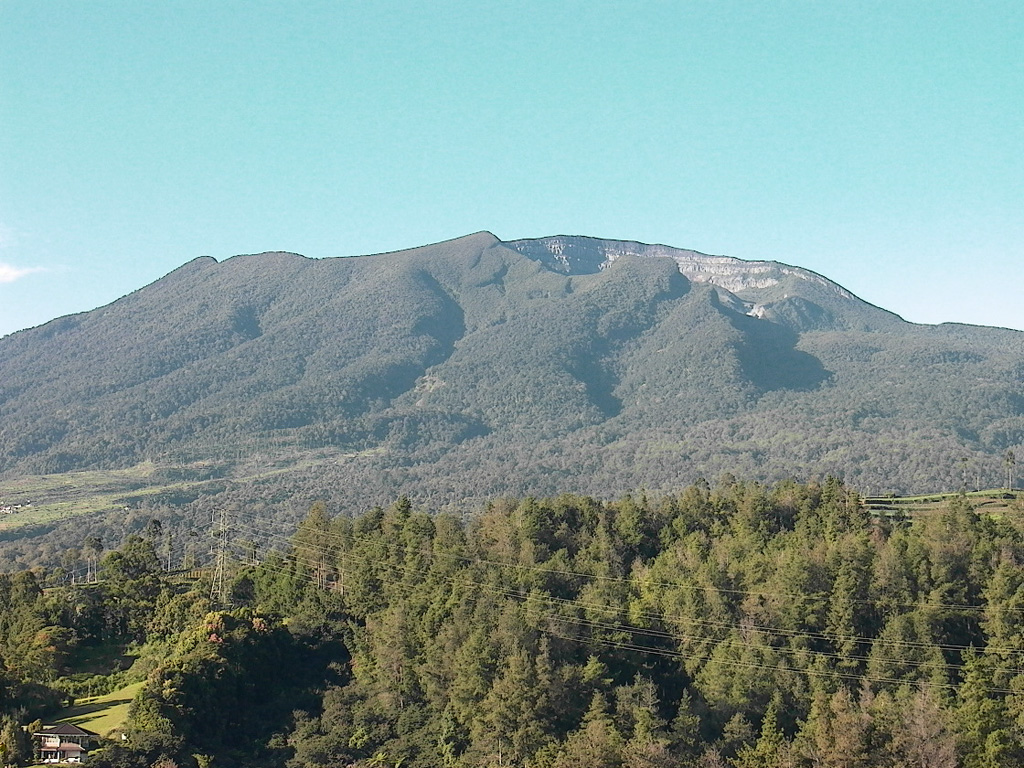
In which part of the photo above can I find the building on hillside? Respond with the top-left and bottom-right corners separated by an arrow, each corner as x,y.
32,723 -> 98,763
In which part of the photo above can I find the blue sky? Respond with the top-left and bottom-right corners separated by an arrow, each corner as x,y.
1,1 -> 1022,337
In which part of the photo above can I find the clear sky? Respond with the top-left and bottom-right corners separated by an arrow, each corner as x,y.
1,1 -> 1022,338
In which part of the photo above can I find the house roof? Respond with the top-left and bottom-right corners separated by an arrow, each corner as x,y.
34,723 -> 98,736
56,742 -> 85,752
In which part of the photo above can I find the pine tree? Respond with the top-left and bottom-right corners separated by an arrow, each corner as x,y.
468,647 -> 548,765
956,647 -> 1023,768
553,693 -> 624,768
292,502 -> 334,590
732,696 -> 791,768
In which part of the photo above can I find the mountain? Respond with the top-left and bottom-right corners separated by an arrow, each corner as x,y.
1,231 -> 1023,546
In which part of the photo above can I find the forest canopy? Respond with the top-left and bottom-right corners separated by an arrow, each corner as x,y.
3,479 -> 1024,767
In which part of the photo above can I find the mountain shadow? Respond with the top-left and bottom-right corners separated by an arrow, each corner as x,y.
565,342 -> 624,419
394,269 -> 467,395
566,256 -> 693,418
725,304 -> 831,392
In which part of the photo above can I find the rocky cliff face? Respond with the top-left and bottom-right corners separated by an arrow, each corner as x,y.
505,235 -> 856,300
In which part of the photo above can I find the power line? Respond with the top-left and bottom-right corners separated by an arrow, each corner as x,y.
231,548 -> 1023,696
224,523 -> 1024,693
228,513 -> 1024,658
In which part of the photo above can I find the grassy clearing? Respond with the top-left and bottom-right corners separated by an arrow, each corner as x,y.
0,464 -> 159,531
0,460 -> 228,532
57,681 -> 144,737
0,448 -> 387,533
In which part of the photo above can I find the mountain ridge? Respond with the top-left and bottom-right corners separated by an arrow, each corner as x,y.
506,234 -> 904,332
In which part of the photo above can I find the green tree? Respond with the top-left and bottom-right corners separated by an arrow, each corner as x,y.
99,536 -> 169,640
731,696 -> 790,768
553,693 -> 624,768
956,647 -> 1023,768
794,688 -> 871,768
0,715 -> 31,767
467,647 -> 549,765
292,502 -> 335,590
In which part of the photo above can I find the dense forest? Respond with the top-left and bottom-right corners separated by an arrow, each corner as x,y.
2,233 -> 1023,521
3,479 -> 1024,766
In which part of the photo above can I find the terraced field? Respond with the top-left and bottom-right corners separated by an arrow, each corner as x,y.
862,488 -> 1023,518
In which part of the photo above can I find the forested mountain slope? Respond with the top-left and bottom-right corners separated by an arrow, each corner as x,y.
1,232 -> 1022,526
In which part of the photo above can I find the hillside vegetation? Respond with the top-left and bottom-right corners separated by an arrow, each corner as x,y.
4,481 -> 1024,766
1,232 -> 1023,565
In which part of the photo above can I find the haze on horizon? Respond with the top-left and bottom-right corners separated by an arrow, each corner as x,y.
1,1 -> 1021,338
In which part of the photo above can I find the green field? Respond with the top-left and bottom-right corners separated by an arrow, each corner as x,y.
0,462 -> 166,531
0,458 -> 283,533
56,681 -> 144,738
0,447 -> 387,535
